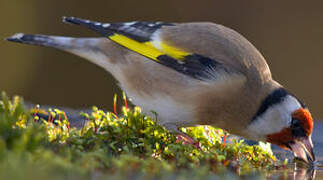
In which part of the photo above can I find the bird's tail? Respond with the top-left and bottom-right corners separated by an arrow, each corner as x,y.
6,33 -> 97,50
6,33 -> 60,47
6,33 -> 116,69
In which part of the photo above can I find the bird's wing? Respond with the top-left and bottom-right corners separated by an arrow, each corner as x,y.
63,17 -> 233,81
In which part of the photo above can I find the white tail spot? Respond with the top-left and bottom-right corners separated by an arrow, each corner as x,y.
10,33 -> 25,39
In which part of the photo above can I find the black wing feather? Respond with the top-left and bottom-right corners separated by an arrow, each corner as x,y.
63,17 -> 173,42
63,17 -> 224,80
157,54 -> 224,80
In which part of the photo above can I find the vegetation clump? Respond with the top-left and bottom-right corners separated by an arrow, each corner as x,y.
0,92 -> 276,179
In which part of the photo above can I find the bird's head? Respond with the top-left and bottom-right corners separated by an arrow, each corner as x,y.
247,88 -> 315,163
266,107 -> 315,163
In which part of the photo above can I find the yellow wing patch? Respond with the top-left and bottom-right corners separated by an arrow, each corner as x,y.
109,33 -> 191,61
109,34 -> 163,62
144,41 -> 190,60
159,42 -> 190,60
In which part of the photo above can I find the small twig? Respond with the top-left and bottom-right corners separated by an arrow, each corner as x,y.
122,92 -> 128,109
113,94 -> 118,116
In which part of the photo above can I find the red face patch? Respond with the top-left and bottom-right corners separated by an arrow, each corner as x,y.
292,108 -> 313,136
266,108 -> 313,149
267,127 -> 292,149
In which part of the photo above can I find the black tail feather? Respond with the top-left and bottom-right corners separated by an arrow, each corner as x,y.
6,33 -> 58,47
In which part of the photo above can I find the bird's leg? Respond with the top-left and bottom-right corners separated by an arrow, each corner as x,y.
163,123 -> 201,149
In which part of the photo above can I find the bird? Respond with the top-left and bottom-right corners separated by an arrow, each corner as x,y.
6,16 -> 315,163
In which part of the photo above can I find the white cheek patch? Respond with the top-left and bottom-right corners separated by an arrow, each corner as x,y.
245,95 -> 301,140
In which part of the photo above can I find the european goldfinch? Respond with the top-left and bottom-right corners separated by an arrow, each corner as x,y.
7,17 -> 315,163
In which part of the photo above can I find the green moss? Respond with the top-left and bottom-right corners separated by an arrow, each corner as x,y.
0,91 -> 278,179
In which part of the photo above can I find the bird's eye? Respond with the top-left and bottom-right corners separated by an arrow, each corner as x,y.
291,118 -> 306,137
291,118 -> 301,128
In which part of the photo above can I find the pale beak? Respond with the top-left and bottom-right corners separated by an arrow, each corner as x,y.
289,135 -> 315,163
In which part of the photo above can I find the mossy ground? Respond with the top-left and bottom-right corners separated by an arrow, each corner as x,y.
0,92 -> 281,179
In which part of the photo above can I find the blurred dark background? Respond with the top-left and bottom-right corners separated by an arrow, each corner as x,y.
1,1 -> 322,119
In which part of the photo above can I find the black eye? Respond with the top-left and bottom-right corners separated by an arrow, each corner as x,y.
291,118 -> 301,128
291,118 -> 306,137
